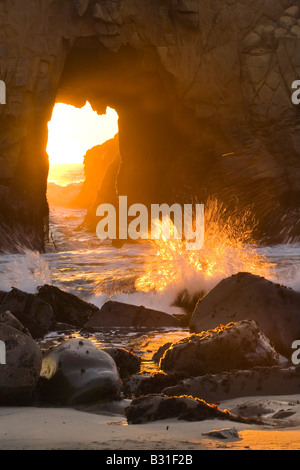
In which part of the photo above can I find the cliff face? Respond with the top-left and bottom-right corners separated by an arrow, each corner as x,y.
0,0 -> 300,249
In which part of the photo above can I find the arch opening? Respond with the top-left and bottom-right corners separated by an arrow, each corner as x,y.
46,102 -> 119,210
45,38 -> 205,244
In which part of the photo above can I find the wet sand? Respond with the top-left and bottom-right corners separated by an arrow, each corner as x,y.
0,394 -> 299,450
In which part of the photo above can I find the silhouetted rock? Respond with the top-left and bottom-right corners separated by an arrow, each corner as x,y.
0,323 -> 42,404
125,394 -> 261,425
40,338 -> 122,405
163,366 -> 300,403
0,288 -> 54,339
160,320 -> 279,376
189,272 -> 300,358
74,135 -> 120,210
37,285 -> 98,328
83,301 -> 180,329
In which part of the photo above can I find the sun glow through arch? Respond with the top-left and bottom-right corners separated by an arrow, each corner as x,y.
46,102 -> 119,165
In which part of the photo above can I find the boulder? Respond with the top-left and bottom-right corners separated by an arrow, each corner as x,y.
103,347 -> 141,378
160,320 -> 279,376
125,394 -> 261,425
189,272 -> 300,358
37,285 -> 98,328
163,366 -> 300,403
123,371 -> 186,398
0,288 -> 54,339
0,310 -> 32,336
83,301 -> 180,330
0,323 -> 42,404
40,338 -> 122,405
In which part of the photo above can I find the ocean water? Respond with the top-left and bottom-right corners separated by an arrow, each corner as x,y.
1,163 -> 300,372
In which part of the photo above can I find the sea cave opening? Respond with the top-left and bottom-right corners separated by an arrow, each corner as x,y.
46,101 -> 119,208
44,37 -> 205,250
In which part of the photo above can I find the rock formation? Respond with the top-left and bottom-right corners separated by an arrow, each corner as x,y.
189,272 -> 300,358
1,0 -> 300,249
124,393 -> 262,425
83,299 -> 181,329
160,320 -> 280,376
163,366 -> 300,403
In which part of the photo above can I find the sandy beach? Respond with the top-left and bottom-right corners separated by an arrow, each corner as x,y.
1,394 -> 300,451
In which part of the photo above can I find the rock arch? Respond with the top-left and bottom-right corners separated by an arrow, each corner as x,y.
0,0 -> 300,250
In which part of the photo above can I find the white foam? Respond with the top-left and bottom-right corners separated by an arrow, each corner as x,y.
0,249 -> 51,293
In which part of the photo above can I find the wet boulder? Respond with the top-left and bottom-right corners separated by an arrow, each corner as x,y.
37,285 -> 98,328
0,288 -> 54,338
189,272 -> 300,358
0,323 -> 42,404
160,320 -> 279,377
83,300 -> 180,330
40,338 -> 122,405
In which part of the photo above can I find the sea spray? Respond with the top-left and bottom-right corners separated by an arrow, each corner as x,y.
0,249 -> 51,294
134,198 -> 273,305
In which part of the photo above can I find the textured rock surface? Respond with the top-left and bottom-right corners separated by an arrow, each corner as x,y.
37,284 -> 98,328
40,338 -> 122,405
0,310 -> 31,336
103,347 -> 141,378
0,288 -> 54,338
83,300 -> 181,329
160,320 -> 279,376
0,323 -> 42,404
189,272 -> 300,358
125,393 -> 261,424
123,371 -> 186,398
163,366 -> 300,402
0,1 -> 300,248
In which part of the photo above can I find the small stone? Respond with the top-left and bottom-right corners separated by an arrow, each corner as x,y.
202,428 -> 240,440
